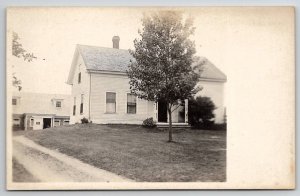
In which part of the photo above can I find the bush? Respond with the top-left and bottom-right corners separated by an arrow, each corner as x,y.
81,117 -> 89,124
142,117 -> 157,128
188,96 -> 216,127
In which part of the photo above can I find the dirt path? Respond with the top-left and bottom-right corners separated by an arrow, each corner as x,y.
13,136 -> 133,182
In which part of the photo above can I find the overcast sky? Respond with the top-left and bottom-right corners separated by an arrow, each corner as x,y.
8,7 -> 233,95
7,7 -> 294,113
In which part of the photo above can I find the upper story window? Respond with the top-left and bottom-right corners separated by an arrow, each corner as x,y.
12,98 -> 17,105
56,101 -> 62,108
127,94 -> 137,114
78,72 -> 81,84
106,92 -> 116,113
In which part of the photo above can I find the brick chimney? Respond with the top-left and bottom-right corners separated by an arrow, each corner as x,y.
112,36 -> 120,49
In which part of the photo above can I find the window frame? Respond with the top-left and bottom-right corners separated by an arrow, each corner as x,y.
12,98 -> 17,105
54,120 -> 60,127
80,94 -> 84,114
56,101 -> 62,108
73,97 -> 76,116
78,72 -> 81,84
127,93 -> 137,114
105,92 -> 116,114
30,118 -> 34,127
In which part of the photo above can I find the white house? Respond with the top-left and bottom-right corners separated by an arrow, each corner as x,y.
12,92 -> 71,130
67,36 -> 226,125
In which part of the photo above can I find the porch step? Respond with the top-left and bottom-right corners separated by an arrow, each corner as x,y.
157,123 -> 191,128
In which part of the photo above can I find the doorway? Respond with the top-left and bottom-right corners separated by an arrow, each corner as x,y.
43,118 -> 51,129
158,100 -> 168,122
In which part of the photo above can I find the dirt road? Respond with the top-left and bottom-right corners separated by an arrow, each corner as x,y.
13,136 -> 132,182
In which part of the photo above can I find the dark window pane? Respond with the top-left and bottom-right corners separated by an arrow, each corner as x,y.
80,103 -> 83,114
78,72 -> 81,83
127,94 -> 136,114
56,101 -> 61,107
73,105 -> 76,115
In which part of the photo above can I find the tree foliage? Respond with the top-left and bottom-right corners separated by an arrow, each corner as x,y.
12,32 -> 37,91
127,11 -> 203,141
188,96 -> 216,127
12,32 -> 37,62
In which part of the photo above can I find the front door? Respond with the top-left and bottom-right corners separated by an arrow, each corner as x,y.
43,118 -> 51,129
158,100 -> 168,122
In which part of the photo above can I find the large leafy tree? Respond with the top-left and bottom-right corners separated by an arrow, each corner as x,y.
12,32 -> 37,91
127,11 -> 203,142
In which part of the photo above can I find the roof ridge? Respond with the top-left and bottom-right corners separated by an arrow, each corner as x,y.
77,44 -> 129,52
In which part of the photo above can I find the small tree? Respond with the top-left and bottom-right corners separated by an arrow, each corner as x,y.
188,96 -> 216,127
127,11 -> 203,142
12,32 -> 37,91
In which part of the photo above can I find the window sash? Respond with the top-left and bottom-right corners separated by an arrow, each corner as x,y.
106,103 -> 116,113
106,92 -> 116,103
80,103 -> 83,114
73,105 -> 76,115
106,92 -> 116,113
56,101 -> 61,107
127,94 -> 136,114
12,99 -> 17,105
78,72 -> 81,83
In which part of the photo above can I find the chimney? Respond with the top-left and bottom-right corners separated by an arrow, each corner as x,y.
112,36 -> 120,49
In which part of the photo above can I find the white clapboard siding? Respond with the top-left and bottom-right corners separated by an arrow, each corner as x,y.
196,80 -> 226,123
90,73 -> 154,124
70,52 -> 91,124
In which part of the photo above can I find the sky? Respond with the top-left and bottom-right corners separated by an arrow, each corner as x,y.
7,7 -> 294,111
7,7 -> 231,95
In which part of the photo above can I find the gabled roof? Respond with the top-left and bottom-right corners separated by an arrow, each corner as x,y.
78,44 -> 134,72
67,44 -> 226,84
192,57 -> 227,82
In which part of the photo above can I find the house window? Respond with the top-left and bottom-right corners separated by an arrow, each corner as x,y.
36,122 -> 40,125
63,120 -> 70,125
106,92 -> 116,113
56,101 -> 61,108
80,94 -> 84,114
78,72 -> 81,84
127,94 -> 137,114
54,120 -> 60,127
73,97 -> 76,116
13,119 -> 20,125
12,98 -> 17,105
30,119 -> 34,127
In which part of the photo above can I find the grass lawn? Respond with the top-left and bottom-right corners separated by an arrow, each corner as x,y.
24,124 -> 226,182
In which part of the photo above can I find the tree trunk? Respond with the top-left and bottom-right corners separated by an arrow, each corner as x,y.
168,105 -> 173,142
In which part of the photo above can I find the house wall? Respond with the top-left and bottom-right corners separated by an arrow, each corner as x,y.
196,80 -> 226,123
12,92 -> 71,117
70,53 -> 92,124
89,73 -> 154,124
12,114 -> 24,130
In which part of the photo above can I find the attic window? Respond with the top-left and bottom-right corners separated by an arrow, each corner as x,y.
78,72 -> 81,84
56,101 -> 62,108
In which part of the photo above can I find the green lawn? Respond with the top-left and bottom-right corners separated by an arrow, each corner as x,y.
24,124 -> 226,182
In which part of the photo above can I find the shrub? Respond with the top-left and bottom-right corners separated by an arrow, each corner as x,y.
142,117 -> 157,128
188,96 -> 216,127
81,117 -> 89,124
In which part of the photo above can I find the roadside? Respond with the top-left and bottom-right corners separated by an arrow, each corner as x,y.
13,158 -> 39,182
13,135 -> 132,182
